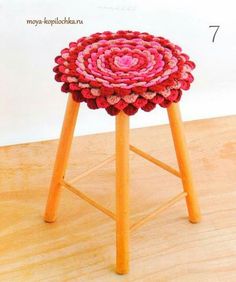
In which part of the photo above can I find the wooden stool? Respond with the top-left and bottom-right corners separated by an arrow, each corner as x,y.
44,30 -> 201,274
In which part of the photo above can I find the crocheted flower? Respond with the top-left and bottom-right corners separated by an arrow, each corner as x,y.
53,30 -> 195,116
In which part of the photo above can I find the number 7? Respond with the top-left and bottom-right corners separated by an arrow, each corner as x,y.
209,25 -> 220,42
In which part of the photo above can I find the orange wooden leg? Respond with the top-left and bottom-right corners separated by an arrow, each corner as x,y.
115,111 -> 130,274
167,103 -> 201,223
44,94 -> 80,223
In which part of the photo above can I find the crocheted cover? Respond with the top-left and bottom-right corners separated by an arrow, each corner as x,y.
53,30 -> 195,116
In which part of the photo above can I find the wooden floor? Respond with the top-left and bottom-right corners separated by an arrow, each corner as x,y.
0,115 -> 236,281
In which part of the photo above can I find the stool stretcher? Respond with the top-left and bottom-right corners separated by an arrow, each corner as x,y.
61,180 -> 116,220
130,191 -> 187,232
69,154 -> 115,184
129,144 -> 181,178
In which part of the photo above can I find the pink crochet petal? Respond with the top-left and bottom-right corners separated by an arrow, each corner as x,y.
123,93 -> 138,103
91,88 -> 101,96
141,91 -> 157,100
107,95 -> 121,105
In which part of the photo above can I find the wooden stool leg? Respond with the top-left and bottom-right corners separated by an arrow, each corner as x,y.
167,103 -> 201,223
44,94 -> 80,223
115,111 -> 130,274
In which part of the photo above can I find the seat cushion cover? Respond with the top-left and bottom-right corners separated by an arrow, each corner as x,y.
53,30 -> 195,116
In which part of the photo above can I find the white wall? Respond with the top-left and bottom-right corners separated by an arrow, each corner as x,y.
1,0 -> 236,146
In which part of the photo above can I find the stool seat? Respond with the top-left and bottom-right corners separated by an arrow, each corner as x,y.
53,30 -> 195,116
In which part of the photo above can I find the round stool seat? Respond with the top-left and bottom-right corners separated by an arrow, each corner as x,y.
53,30 -> 195,116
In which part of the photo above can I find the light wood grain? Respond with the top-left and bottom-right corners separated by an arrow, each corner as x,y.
44,95 -> 80,223
1,115 -> 236,281
167,103 -> 201,223
115,111 -> 130,274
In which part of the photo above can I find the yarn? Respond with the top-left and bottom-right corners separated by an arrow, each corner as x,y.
53,30 -> 195,116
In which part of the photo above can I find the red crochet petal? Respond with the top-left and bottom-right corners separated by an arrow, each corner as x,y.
114,88 -> 131,97
69,83 -> 81,91
106,106 -> 120,116
96,96 -> 110,108
90,81 -> 102,88
100,86 -> 114,96
123,104 -> 139,115
186,61 -> 196,69
53,66 -> 59,73
72,91 -> 86,102
61,83 -> 70,93
78,74 -> 89,83
149,84 -> 165,92
150,94 -> 164,104
114,99 -> 128,110
187,72 -> 194,83
160,99 -> 172,108
141,101 -> 156,112
132,97 -> 148,108
60,75 -> 68,82
167,90 -> 179,102
132,86 -> 147,95
174,90 -> 182,102
180,80 -> 190,90
81,88 -> 94,99
54,56 -> 61,63
55,74 -> 62,82
87,99 -> 98,110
